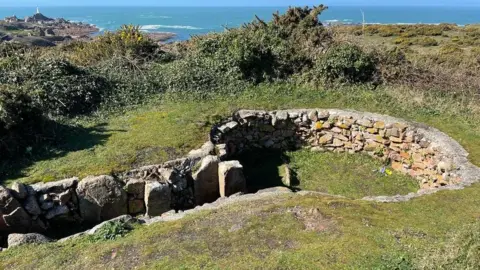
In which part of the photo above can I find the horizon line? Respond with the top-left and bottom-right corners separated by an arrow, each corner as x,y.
1,4 -> 480,7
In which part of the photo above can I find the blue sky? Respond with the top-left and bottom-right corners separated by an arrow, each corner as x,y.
2,0 -> 479,6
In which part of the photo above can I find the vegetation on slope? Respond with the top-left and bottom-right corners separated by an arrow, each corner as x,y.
0,4 -> 480,269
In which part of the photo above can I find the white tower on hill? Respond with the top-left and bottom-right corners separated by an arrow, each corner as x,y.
36,7 -> 40,14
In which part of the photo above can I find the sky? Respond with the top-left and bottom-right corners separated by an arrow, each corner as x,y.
1,0 -> 479,6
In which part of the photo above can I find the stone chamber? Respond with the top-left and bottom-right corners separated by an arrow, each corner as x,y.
1,109 -> 479,249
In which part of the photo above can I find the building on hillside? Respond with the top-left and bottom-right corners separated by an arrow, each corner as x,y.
24,8 -> 54,23
4,15 -> 20,23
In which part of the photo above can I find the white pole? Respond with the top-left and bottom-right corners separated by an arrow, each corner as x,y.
361,9 -> 365,36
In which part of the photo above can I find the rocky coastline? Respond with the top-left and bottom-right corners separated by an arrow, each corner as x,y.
0,10 -> 176,47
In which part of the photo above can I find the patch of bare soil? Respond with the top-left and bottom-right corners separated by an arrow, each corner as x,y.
289,206 -> 336,233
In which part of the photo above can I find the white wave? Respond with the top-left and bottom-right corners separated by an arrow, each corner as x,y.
140,24 -> 203,30
140,15 -> 172,19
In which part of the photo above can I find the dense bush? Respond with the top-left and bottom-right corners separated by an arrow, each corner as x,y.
155,56 -> 246,93
180,4 -> 333,84
66,24 -> 164,66
0,58 -> 109,116
314,43 -> 377,83
417,37 -> 439,47
0,84 -> 45,158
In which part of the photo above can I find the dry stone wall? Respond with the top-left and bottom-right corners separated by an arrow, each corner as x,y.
1,108 -> 480,247
212,109 -> 480,199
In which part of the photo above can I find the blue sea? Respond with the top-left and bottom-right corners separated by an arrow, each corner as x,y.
1,6 -> 480,41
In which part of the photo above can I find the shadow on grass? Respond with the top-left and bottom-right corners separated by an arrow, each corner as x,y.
0,120 -> 118,185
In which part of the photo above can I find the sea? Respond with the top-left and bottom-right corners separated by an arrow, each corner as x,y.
1,6 -> 480,41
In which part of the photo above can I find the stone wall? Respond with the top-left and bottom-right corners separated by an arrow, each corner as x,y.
1,108 -> 480,246
211,109 -> 480,196
0,143 -> 247,243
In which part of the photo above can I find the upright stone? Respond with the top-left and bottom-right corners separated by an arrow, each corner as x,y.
76,176 -> 127,223
10,182 -> 27,200
0,185 -> 22,231
144,181 -> 171,217
193,155 -> 220,205
125,179 -> 146,199
218,161 -> 247,197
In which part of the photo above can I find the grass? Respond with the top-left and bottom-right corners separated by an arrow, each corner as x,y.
287,150 -> 419,199
3,83 -> 480,185
0,84 -> 478,268
0,83 -> 479,269
1,183 -> 480,269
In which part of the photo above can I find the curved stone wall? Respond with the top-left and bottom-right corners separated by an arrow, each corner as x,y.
1,108 -> 480,247
211,109 -> 480,201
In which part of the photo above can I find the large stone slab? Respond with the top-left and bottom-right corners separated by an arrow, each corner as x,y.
2,207 -> 31,232
8,233 -> 51,248
76,176 -> 127,223
218,161 -> 247,197
144,181 -> 171,217
31,177 -> 79,194
193,155 -> 220,205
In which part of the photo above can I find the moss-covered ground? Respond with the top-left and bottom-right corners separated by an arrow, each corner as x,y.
0,84 -> 479,269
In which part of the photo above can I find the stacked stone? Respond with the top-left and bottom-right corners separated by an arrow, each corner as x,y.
212,109 -> 461,190
2,108 -> 472,248
0,178 -> 81,237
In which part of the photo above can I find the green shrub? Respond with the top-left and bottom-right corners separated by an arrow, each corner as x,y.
66,24 -> 162,66
155,56 -> 247,94
183,4 -> 333,84
417,37 -> 439,47
91,221 -> 133,241
315,43 -> 377,83
440,44 -> 463,54
0,84 -> 45,159
1,58 -> 109,116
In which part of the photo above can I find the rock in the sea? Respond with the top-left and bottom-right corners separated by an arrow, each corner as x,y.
10,182 -> 27,200
193,155 -> 220,205
144,181 -> 171,217
76,175 -> 127,223
8,233 -> 50,248
218,161 -> 247,197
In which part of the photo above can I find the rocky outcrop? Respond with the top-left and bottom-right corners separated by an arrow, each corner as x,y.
76,176 -> 127,223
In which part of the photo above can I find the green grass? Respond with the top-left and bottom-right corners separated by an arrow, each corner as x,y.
287,150 -> 419,199
3,83 -> 480,185
1,184 -> 480,269
0,83 -> 480,269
